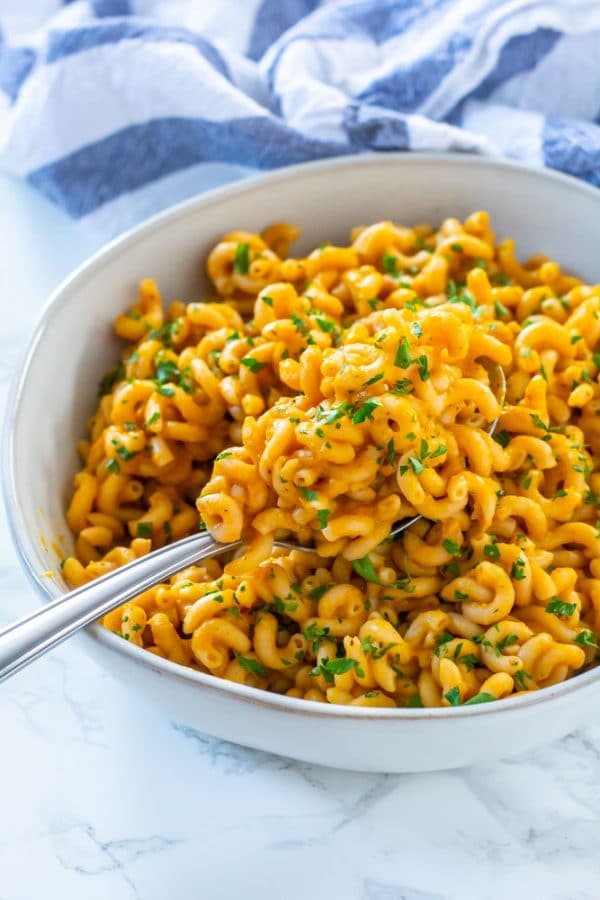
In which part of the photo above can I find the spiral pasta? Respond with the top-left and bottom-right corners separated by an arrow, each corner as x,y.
63,214 -> 600,708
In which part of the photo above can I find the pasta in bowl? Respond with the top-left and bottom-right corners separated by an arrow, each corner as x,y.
63,210 -> 600,711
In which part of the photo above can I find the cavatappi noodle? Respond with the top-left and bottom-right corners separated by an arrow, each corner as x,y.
63,213 -> 600,708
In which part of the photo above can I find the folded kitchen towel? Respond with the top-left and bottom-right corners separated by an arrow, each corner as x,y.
0,0 -> 598,236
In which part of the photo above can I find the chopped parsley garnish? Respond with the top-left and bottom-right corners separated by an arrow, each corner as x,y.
444,686 -> 461,705
300,487 -> 318,502
443,539 -> 462,557
496,634 -> 518,653
386,439 -> 395,466
434,632 -> 454,654
484,541 -> 500,560
233,242 -> 250,274
145,411 -> 160,427
395,338 -> 411,369
391,379 -> 414,395
494,430 -> 511,448
111,440 -> 139,462
382,250 -> 398,275
514,670 -> 533,690
352,399 -> 381,424
459,654 -> 480,671
155,359 -> 180,386
314,316 -> 337,333
574,630 -> 599,649
147,321 -> 178,346
464,692 -> 496,705
317,401 -> 351,425
317,509 -> 331,529
510,557 -> 527,581
303,622 -> 330,652
408,456 -> 424,475
236,654 -> 267,677
416,355 -> 430,381
361,635 -> 397,660
429,443 -> 447,459
308,584 -> 331,602
450,243 -> 463,253
240,357 -> 267,373
261,295 -> 273,307
363,372 -> 384,387
529,413 -> 559,433
352,555 -> 385,585
311,657 -> 364,683
272,596 -> 298,616
290,313 -> 307,334
494,300 -> 509,318
546,598 -> 576,617
105,458 -> 120,474
136,522 -> 152,538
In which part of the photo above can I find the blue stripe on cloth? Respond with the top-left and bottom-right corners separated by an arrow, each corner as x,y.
542,117 -> 600,187
0,44 -> 35,101
357,30 -> 472,113
247,0 -> 321,61
343,102 -> 409,150
27,116 -> 356,217
446,27 -> 561,125
265,0 -> 449,96
323,0 -> 449,45
91,0 -> 132,14
45,22 -> 230,80
469,27 -> 561,102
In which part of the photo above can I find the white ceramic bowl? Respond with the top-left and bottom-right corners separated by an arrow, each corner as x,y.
5,154 -> 600,773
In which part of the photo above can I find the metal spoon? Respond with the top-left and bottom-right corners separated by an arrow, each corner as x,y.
0,361 -> 505,682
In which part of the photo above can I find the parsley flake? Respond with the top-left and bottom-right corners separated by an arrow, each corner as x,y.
395,338 -> 411,369
546,598 -> 577,617
236,655 -> 267,677
240,357 -> 267,373
233,242 -> 250,274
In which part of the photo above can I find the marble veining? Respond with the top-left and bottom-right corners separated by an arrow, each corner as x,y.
1,175 -> 600,900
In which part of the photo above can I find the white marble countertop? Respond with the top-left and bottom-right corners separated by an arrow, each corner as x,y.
2,172 -> 600,900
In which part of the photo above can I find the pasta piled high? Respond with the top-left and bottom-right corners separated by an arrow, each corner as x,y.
64,213 -> 600,708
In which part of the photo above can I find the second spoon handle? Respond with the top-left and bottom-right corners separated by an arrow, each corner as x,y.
0,532 -> 240,684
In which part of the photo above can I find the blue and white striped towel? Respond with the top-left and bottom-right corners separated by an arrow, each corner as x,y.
0,0 -> 599,236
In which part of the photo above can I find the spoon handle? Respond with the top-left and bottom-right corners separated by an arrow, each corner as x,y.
0,532 -> 239,683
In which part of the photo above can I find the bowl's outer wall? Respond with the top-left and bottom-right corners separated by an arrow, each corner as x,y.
79,628 -> 587,772
6,154 -> 600,771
